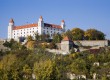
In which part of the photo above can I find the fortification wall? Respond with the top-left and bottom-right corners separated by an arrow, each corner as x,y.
74,40 -> 109,47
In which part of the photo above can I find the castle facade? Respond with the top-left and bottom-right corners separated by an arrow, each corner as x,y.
8,16 -> 65,41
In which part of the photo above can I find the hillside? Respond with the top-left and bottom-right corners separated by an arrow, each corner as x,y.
0,40 -> 110,80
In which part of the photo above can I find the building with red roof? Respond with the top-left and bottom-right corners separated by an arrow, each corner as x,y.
61,36 -> 74,54
8,16 -> 65,41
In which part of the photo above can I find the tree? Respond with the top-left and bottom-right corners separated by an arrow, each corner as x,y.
35,33 -> 40,41
68,58 -> 87,75
26,41 -> 36,50
3,39 -> 16,48
84,29 -> 105,40
3,39 -> 24,50
71,28 -> 84,40
62,29 -> 73,40
49,42 -> 57,49
53,33 -> 62,43
39,33 -> 50,42
27,35 -> 33,42
0,54 -> 17,80
33,60 -> 61,80
23,64 -> 32,80
45,34 -> 50,42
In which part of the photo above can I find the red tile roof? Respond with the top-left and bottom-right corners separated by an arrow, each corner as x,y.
44,23 -> 62,29
63,36 -> 71,41
13,22 -> 62,30
10,18 -> 14,23
13,23 -> 38,30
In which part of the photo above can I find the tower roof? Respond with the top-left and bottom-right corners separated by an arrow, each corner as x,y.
62,20 -> 65,23
40,16 -> 43,19
10,18 -> 14,23
62,36 -> 71,41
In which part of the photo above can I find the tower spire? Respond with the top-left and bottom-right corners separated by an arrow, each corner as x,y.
40,16 -> 43,19
39,16 -> 43,21
61,19 -> 65,31
62,20 -> 65,23
10,18 -> 14,23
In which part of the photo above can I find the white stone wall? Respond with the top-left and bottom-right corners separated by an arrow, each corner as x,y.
12,26 -> 63,40
43,26 -> 63,39
74,40 -> 109,47
61,41 -> 70,53
12,27 -> 38,40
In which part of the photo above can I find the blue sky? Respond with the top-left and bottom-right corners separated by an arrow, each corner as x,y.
0,0 -> 110,39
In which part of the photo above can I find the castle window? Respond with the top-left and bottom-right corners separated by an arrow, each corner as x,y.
47,28 -> 48,29
51,31 -> 52,33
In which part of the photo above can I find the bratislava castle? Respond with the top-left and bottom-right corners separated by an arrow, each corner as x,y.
8,16 -> 65,41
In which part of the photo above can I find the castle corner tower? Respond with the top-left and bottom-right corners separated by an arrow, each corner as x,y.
8,18 -> 14,39
38,16 -> 44,34
61,20 -> 65,32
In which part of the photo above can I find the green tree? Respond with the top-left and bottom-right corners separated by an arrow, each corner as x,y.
84,29 -> 105,40
49,42 -> 57,49
62,29 -> 73,40
68,58 -> 87,75
45,34 -> 50,42
0,54 -> 17,80
71,28 -> 84,40
26,41 -> 36,50
3,39 -> 25,50
35,33 -> 40,41
53,33 -> 62,43
33,60 -> 61,80
3,39 -> 15,48
27,35 -> 33,42
23,64 -> 32,80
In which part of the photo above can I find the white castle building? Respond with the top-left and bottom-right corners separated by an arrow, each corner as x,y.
8,16 -> 65,41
